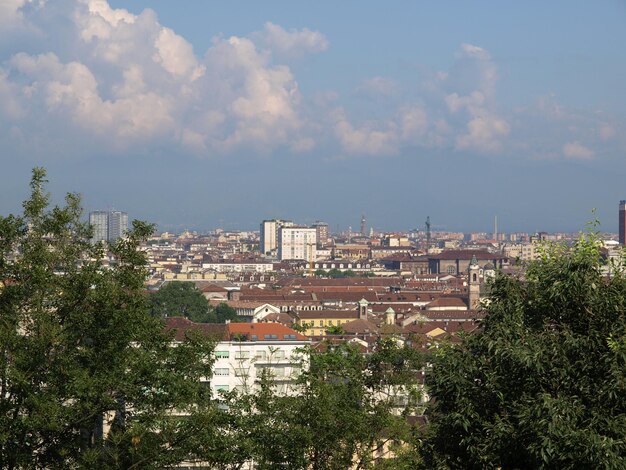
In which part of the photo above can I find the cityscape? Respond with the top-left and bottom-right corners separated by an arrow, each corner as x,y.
2,0 -> 626,468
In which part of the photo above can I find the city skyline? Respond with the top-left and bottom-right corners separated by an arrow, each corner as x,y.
1,1 -> 625,232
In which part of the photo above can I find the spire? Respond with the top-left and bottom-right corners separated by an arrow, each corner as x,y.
470,254 -> 478,267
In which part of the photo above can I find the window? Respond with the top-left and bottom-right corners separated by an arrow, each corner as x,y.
234,368 -> 247,377
274,350 -> 285,360
447,265 -> 456,274
214,368 -> 229,376
214,385 -> 229,392
215,351 -> 229,359
256,350 -> 267,360
235,351 -> 250,360
273,367 -> 285,377
319,320 -> 324,327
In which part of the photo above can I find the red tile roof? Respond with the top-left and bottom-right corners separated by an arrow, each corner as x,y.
164,317 -> 227,341
226,323 -> 308,341
429,250 -> 501,260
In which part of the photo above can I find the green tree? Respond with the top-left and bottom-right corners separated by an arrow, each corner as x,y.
325,324 -> 345,335
211,302 -> 241,323
149,281 -> 210,321
314,268 -> 328,277
421,229 -> 626,469
228,340 -> 424,469
0,169 -> 216,468
327,268 -> 344,278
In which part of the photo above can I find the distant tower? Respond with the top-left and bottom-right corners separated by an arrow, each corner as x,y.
468,254 -> 480,310
494,215 -> 498,241
358,298 -> 368,320
425,216 -> 431,252
89,210 -> 127,244
89,211 -> 109,244
619,200 -> 626,245
385,307 -> 396,325
107,211 -> 128,243
360,214 -> 366,237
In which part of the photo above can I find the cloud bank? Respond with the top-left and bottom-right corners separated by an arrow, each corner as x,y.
0,0 -> 621,161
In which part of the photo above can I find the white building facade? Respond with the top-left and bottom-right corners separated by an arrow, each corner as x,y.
260,219 -> 293,256
278,226 -> 317,261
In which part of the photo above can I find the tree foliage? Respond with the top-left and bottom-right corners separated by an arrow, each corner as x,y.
208,302 -> 241,323
214,340 -> 425,469
0,169 -> 216,469
421,229 -> 626,469
149,281 -> 209,321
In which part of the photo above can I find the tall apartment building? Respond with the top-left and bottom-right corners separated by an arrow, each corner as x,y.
107,211 -> 128,243
260,219 -> 293,255
89,211 -> 109,244
311,221 -> 329,247
619,200 -> 626,245
278,226 -> 317,261
89,210 -> 128,244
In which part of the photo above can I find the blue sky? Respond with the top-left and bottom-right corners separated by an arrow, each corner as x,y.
1,1 -> 625,233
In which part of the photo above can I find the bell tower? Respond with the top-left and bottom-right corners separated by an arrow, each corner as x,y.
358,298 -> 368,320
468,254 -> 480,310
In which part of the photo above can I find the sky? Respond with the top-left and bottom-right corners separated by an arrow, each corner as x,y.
1,1 -> 625,234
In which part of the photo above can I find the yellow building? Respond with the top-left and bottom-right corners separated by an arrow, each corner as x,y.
295,298 -> 370,336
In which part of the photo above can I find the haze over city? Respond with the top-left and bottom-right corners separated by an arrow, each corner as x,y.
1,1 -> 625,233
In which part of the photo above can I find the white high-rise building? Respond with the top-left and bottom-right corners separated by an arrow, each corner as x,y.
107,211 -> 128,243
260,219 -> 293,256
89,210 -> 128,244
89,211 -> 109,244
278,226 -> 317,261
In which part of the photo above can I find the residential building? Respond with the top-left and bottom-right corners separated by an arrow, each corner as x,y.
294,298 -> 370,336
260,219 -> 293,256
311,221 -> 329,247
89,211 -> 108,243
428,250 -> 508,275
108,210 -> 128,242
278,226 -> 317,261
165,318 -> 309,395
89,210 -> 128,244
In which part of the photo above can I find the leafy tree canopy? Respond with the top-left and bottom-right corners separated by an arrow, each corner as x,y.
215,339 -> 425,469
325,324 -> 345,335
421,228 -> 626,469
0,168 -> 216,469
149,281 -> 209,321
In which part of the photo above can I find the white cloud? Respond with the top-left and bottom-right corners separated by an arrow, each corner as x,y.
442,43 -> 510,153
0,0 -> 316,157
332,105 -> 434,156
154,27 -> 205,80
255,22 -> 328,59
0,1 -> 619,162
0,0 -> 39,33
332,108 -> 398,156
562,141 -> 594,160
